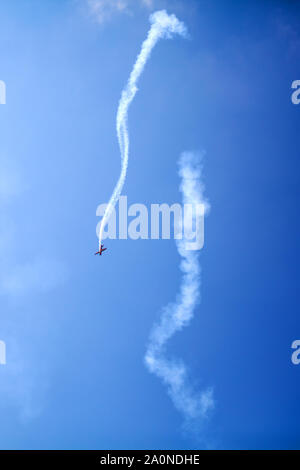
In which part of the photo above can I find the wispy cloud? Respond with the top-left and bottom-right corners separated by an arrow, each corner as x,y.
87,0 -> 154,24
145,152 -> 214,424
0,158 -> 68,420
0,257 -> 68,296
142,0 -> 154,7
0,336 -> 49,422
0,155 -> 26,201
87,0 -> 128,24
274,14 -> 300,60
0,156 -> 68,297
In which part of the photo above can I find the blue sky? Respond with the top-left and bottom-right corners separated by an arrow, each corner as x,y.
0,0 -> 299,450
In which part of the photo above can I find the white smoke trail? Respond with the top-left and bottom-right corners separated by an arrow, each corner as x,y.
145,151 -> 214,421
98,10 -> 187,249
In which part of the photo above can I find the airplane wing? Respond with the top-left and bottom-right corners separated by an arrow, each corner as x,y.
94,248 -> 107,255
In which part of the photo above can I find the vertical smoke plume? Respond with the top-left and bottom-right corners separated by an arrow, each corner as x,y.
98,10 -> 187,249
145,152 -> 214,421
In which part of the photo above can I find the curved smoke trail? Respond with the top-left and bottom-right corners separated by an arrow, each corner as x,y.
98,10 -> 187,249
145,152 -> 214,422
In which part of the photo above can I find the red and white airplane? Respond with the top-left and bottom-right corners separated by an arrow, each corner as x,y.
94,244 -> 107,256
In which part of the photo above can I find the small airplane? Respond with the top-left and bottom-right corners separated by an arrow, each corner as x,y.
94,244 -> 107,256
